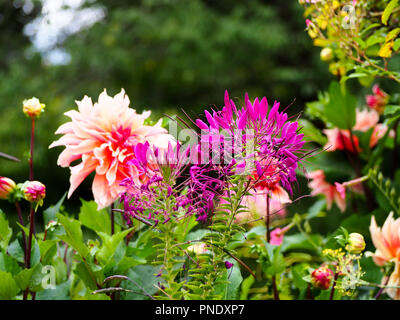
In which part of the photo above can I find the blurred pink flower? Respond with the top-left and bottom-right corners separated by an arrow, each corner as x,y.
270,228 -> 284,246
334,176 -> 367,202
235,186 -> 288,224
49,89 -> 175,209
323,128 -> 360,153
353,108 -> 390,148
353,108 -> 379,132
366,84 -> 389,114
369,213 -> 400,299
306,170 -> 346,212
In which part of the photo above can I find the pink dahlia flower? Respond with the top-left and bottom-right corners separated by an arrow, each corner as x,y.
369,213 -> 400,299
49,89 -> 175,209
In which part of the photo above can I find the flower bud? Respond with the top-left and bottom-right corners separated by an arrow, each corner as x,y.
320,48 -> 333,62
311,265 -> 334,290
23,97 -> 45,119
22,181 -> 46,206
0,177 -> 17,200
346,233 -> 365,254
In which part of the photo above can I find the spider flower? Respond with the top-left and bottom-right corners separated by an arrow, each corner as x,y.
120,142 -> 193,225
369,213 -> 400,299
49,89 -> 174,209
194,91 -> 306,195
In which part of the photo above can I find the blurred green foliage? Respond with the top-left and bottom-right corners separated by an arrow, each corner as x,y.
0,0 -> 330,211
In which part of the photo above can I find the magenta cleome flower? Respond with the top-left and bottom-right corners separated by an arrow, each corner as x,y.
194,90 -> 306,195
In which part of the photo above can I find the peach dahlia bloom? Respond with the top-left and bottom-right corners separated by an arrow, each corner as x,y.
49,89 -> 175,209
369,213 -> 400,299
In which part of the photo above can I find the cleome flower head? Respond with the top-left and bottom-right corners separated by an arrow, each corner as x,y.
49,89 -> 175,209
194,90 -> 307,195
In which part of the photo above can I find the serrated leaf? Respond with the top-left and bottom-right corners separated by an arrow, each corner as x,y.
39,240 -> 58,265
0,271 -> 19,300
79,199 -> 118,234
14,263 -> 43,292
43,193 -> 66,226
96,228 -> 133,266
0,210 -> 12,251
56,213 -> 89,258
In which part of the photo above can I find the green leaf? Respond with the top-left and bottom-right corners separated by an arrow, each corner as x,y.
298,119 -> 327,145
79,199 -> 118,234
325,81 -> 356,129
39,240 -> 58,265
291,264 -> 309,290
14,263 -> 43,292
0,271 -> 19,300
0,251 -> 21,276
116,255 -> 146,274
7,238 -> 25,263
96,228 -> 134,267
382,0 -> 399,25
305,199 -> 326,220
36,280 -> 71,300
43,193 -> 66,226
0,210 -> 12,251
384,105 -> 400,117
214,261 -> 243,299
239,275 -> 255,300
394,38 -> 400,51
74,261 -> 101,291
56,213 -> 89,258
120,265 -> 161,300
386,28 -> 400,42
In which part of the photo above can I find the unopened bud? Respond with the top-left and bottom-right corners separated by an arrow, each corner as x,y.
0,177 -> 17,200
22,181 -> 46,207
346,233 -> 365,254
23,97 -> 45,119
320,48 -> 333,62
311,265 -> 334,290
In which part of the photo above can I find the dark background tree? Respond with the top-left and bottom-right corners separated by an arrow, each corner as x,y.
0,0 -> 331,215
